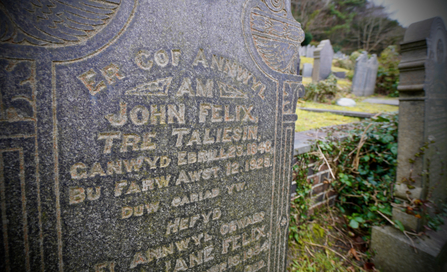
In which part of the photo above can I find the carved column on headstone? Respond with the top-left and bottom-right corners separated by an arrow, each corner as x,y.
393,17 -> 447,232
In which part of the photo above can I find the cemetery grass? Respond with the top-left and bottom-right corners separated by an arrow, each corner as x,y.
296,109 -> 361,132
288,207 -> 372,272
295,100 -> 398,132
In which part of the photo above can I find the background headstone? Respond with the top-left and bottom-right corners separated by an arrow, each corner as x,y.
371,17 -> 447,272
0,1 -> 304,271
312,40 -> 334,82
299,46 -> 306,58
351,51 -> 378,96
364,54 -> 379,96
302,63 -> 313,77
306,45 -> 315,58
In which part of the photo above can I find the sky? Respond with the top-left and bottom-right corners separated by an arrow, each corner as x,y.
370,0 -> 447,27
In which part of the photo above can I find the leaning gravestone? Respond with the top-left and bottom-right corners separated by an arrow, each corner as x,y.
0,1 -> 304,271
312,40 -> 334,82
302,63 -> 313,77
371,17 -> 447,272
351,52 -> 378,96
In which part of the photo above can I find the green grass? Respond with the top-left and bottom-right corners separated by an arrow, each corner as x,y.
331,66 -> 350,73
296,109 -> 360,132
295,101 -> 398,132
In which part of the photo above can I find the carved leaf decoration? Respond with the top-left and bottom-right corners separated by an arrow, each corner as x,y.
0,0 -> 120,46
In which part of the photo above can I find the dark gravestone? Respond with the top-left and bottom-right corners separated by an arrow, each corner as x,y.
302,63 -> 313,77
311,40 -> 334,82
371,17 -> 447,272
0,1 -> 304,271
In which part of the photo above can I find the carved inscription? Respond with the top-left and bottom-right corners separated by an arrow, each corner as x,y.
64,47 -> 274,270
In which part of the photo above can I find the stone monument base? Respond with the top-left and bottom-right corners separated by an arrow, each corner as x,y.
371,223 -> 447,272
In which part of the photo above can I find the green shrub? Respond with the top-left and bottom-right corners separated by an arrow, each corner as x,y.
333,59 -> 354,70
319,113 -> 399,230
302,32 -> 313,46
376,46 -> 400,97
303,75 -> 344,103
349,50 -> 363,63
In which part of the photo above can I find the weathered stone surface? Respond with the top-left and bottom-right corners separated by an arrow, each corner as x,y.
311,40 -> 334,82
351,52 -> 379,96
302,63 -> 313,77
0,1 -> 304,271
371,225 -> 447,272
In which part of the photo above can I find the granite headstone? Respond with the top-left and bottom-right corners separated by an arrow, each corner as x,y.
302,63 -> 313,77
0,1 -> 304,271
312,40 -> 334,82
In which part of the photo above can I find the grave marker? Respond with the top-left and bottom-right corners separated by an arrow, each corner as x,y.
312,40 -> 334,82
371,17 -> 447,272
351,52 -> 378,96
302,63 -> 313,77
0,1 -> 304,271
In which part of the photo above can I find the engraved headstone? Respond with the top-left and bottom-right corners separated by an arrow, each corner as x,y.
371,17 -> 447,272
312,40 -> 334,82
351,52 -> 378,96
0,1 -> 304,271
302,63 -> 313,77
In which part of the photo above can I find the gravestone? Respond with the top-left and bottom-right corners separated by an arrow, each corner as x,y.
306,45 -> 316,58
312,40 -> 334,82
351,52 -> 378,96
0,1 -> 304,271
302,63 -> 313,77
371,17 -> 447,272
364,54 -> 378,96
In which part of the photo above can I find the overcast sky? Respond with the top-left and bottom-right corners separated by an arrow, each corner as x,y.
370,0 -> 447,27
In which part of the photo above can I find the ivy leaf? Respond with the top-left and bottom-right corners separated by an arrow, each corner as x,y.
349,219 -> 359,229
390,144 -> 398,155
394,220 -> 405,232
